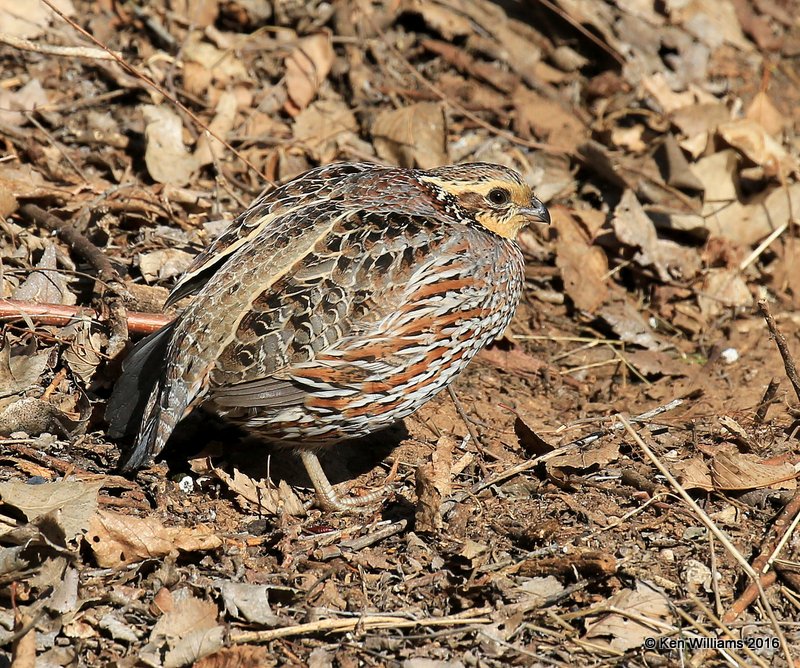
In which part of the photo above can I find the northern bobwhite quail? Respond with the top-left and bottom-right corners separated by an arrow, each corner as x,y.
107,162 -> 550,510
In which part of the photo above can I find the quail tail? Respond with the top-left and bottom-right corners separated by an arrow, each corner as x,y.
106,323 -> 174,470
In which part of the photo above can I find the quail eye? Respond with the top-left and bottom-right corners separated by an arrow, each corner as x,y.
487,188 -> 510,206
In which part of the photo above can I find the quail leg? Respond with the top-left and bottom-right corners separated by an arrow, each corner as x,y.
299,450 -> 385,512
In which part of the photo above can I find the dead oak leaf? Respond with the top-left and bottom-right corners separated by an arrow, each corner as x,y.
546,439 -> 620,472
675,447 -> 796,491
285,32 -> 334,111
151,591 -> 225,668
584,582 -> 672,651
212,466 -> 305,517
0,479 -> 102,542
142,105 -> 199,186
373,102 -> 449,169
0,340 -> 50,399
12,242 -> 76,305
86,509 -> 222,567
553,209 -> 609,313
710,451 -> 796,491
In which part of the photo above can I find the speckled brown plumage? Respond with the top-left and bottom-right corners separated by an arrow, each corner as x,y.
107,162 -> 550,510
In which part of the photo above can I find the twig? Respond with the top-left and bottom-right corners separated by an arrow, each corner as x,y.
754,377 -> 781,426
758,299 -> 800,403
723,487 -> 800,623
561,398 -> 683,450
312,519 -> 409,560
619,415 -> 794,666
18,205 -> 130,357
0,298 -> 169,335
229,609 -> 492,644
447,386 -> 489,470
708,534 -> 723,617
0,32 -> 121,60
340,519 -> 407,551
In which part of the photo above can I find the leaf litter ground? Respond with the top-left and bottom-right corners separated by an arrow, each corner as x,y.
1,0 -> 800,665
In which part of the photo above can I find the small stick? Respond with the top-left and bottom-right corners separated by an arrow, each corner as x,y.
0,298 -> 170,335
723,487 -> 800,623
754,377 -> 781,425
758,300 -> 800,403
447,386 -> 490,472
340,519 -> 407,552
230,609 -> 492,644
683,598 -> 769,668
0,33 -> 121,59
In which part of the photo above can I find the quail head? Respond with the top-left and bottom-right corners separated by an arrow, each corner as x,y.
107,162 -> 550,511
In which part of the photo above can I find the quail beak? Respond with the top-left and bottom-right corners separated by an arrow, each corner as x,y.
521,198 -> 551,225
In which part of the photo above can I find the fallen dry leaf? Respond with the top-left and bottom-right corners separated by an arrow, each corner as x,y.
697,268 -> 753,319
513,86 -> 587,152
373,102 -> 448,169
150,590 -> 225,668
554,209 -> 609,313
624,350 -> 688,378
717,118 -> 798,178
0,0 -> 75,39
139,248 -> 196,283
293,98 -> 359,163
745,91 -> 786,136
285,32 -> 334,111
62,321 -> 104,384
477,346 -> 546,378
194,647 -> 273,668
0,479 -> 102,542
0,78 -> 48,127
415,435 -> 454,533
675,445 -> 796,491
584,581 -> 672,651
598,296 -> 668,351
86,509 -> 222,567
212,466 -> 305,517
612,189 -> 700,282
12,243 -> 75,305
514,415 -> 554,456
194,91 -> 239,167
217,581 -> 281,626
546,439 -> 620,472
142,105 -> 199,186
711,450 -> 796,491
0,340 -> 50,399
